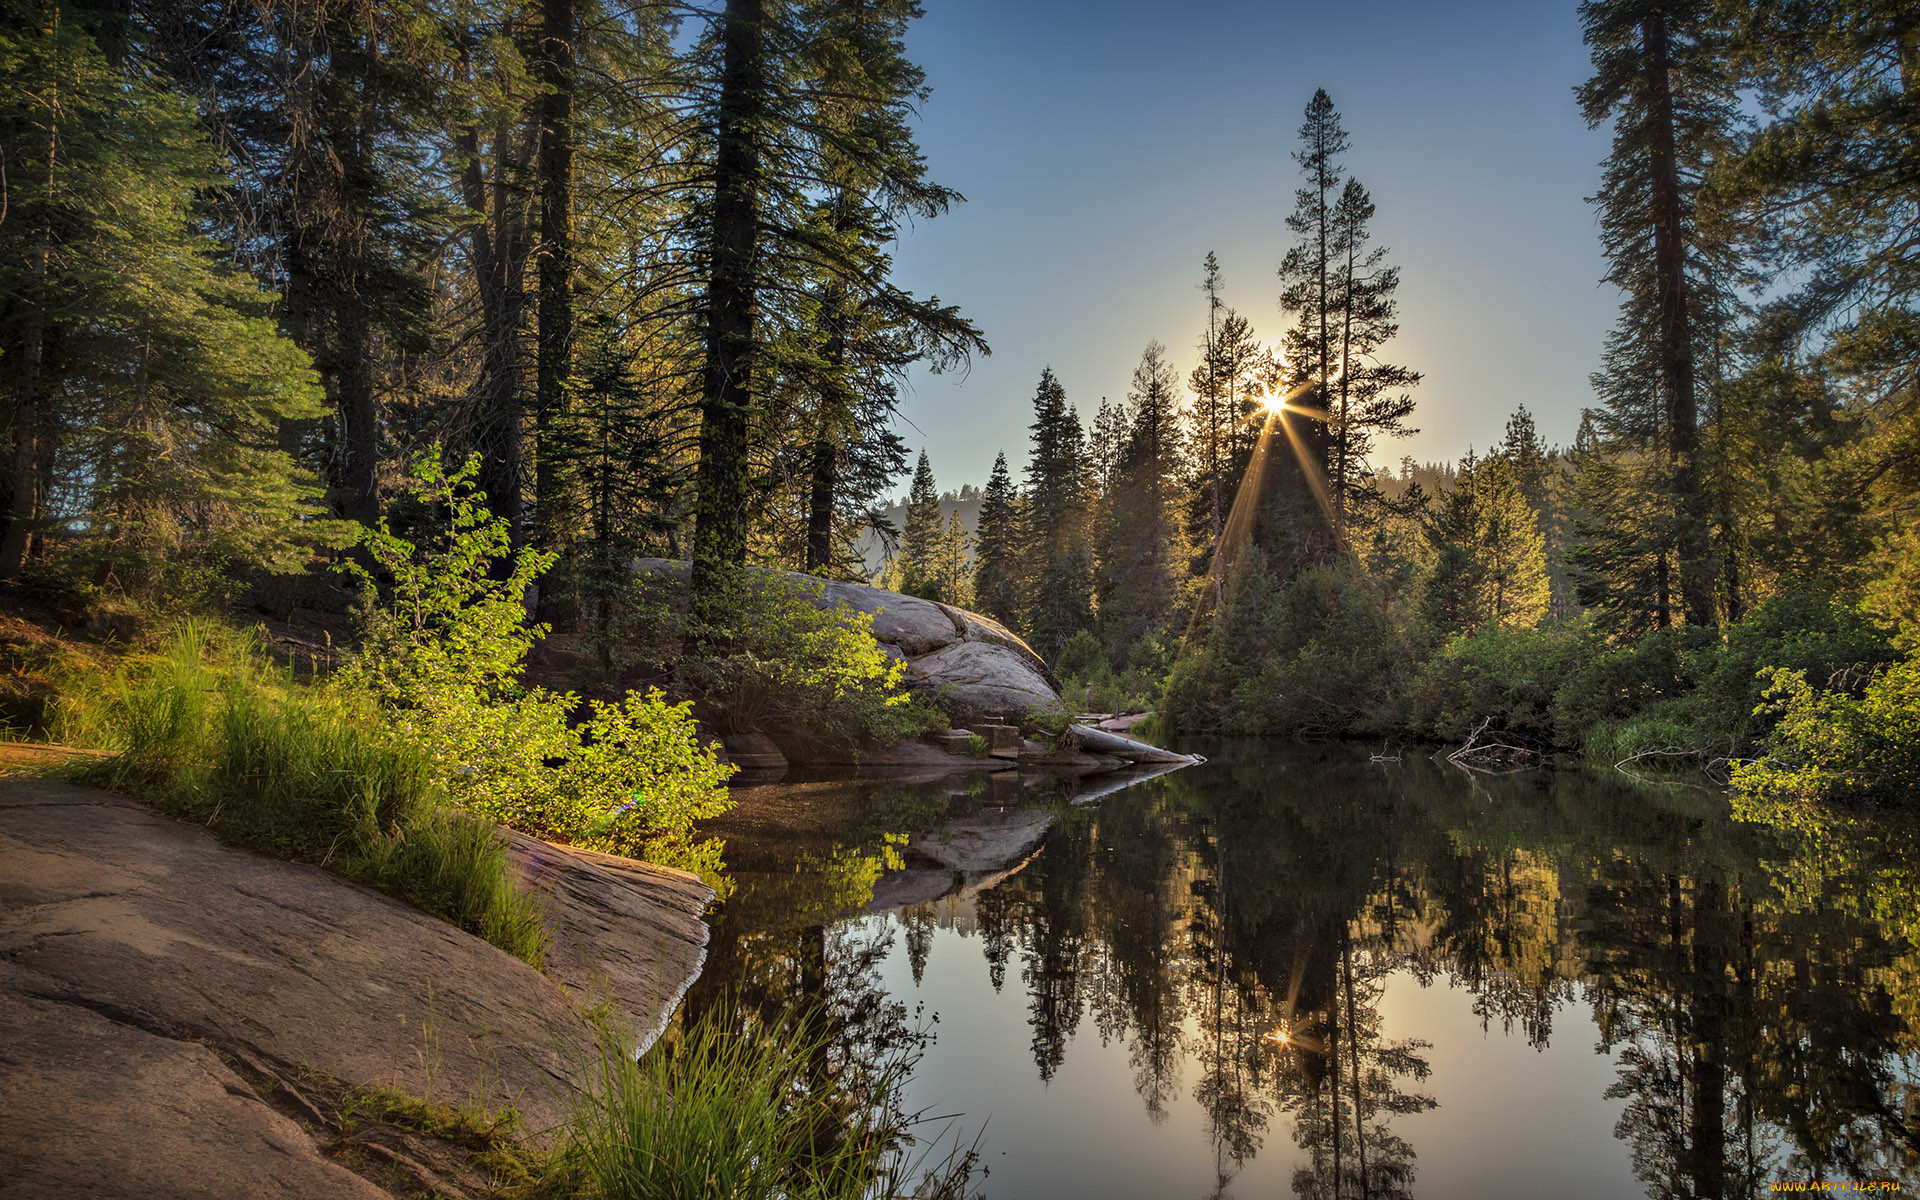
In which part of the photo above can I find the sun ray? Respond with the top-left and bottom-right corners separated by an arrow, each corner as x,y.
1183,381 -> 1341,641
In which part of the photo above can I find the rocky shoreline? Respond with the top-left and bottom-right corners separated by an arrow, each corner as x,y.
0,777 -> 712,1199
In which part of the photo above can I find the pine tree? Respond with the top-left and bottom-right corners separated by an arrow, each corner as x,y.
1500,405 -> 1550,508
938,510 -> 972,607
1421,452 -> 1549,634
1271,89 -> 1350,565
792,0 -> 986,575
1326,177 -> 1419,539
1278,89 -> 1350,427
973,452 -> 1022,629
0,5 -> 333,585
1089,396 -> 1128,497
687,0 -> 982,620
1097,342 -> 1190,649
1714,1 -> 1920,625
1576,0 -> 1740,627
899,450 -> 944,598
534,0 -> 578,553
1022,367 -> 1093,661
1192,252 -> 1230,563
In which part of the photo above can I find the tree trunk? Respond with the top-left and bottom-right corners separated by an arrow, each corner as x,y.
805,435 -> 837,571
690,0 -> 765,618
462,111 -> 534,550
1,321 -> 48,580
805,271 -> 849,571
534,0 -> 575,554
1643,11 -> 1712,626
1,83 -> 59,581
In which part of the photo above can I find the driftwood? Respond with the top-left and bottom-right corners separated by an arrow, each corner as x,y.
1611,745 -> 1735,788
1442,717 -> 1540,773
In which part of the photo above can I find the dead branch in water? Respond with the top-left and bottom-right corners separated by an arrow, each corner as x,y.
1445,717 -> 1540,770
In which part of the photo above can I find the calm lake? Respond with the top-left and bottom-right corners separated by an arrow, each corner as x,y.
687,742 -> 1920,1200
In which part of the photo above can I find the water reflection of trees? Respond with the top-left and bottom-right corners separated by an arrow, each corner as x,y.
947,750 -> 1917,1195
694,753 -> 1920,1197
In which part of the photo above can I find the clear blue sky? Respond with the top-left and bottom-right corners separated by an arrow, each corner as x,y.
884,0 -> 1617,492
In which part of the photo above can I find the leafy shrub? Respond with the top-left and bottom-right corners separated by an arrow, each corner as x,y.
1552,593 -> 1897,759
1551,623 -> 1717,748
54,622 -> 548,965
1060,631 -> 1176,717
338,456 -> 734,873
963,733 -> 990,758
1023,697 -> 1078,740
674,568 -> 946,751
1158,548 -> 1288,734
1692,592 -> 1897,745
1159,648 -> 1224,733
1402,620 -> 1598,746
1054,629 -> 1104,682
1733,658 -> 1920,804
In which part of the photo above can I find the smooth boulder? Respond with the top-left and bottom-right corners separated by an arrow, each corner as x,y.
630,559 -> 1063,724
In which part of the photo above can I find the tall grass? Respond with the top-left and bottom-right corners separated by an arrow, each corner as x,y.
559,1007 -> 978,1200
51,621 -> 548,966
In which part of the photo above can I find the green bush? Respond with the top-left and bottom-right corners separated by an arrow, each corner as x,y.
1054,629 -> 1104,682
674,569 -> 946,752
1691,593 -> 1897,744
1158,548 -> 1288,734
1551,623 -> 1716,748
339,455 -> 735,875
1229,563 -> 1410,737
1551,593 -> 1897,760
1158,647 -> 1224,733
1732,658 -> 1920,804
1023,697 -> 1078,741
1402,620 -> 1597,746
54,623 -> 548,965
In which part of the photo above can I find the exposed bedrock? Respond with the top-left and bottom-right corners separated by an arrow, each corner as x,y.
0,778 -> 712,1199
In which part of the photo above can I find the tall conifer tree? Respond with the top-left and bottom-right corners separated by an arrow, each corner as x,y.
1576,0 -> 1739,628
1097,343 -> 1189,648
1327,177 -> 1419,540
1022,367 -> 1092,661
899,450 -> 943,597
973,453 -> 1022,629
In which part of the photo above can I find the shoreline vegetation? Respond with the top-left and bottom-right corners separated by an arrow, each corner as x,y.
3,462 -> 986,1198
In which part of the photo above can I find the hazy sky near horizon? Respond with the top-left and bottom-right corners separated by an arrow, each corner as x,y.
880,0 -> 1618,493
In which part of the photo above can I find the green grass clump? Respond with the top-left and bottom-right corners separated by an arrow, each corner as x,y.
558,1008 -> 977,1200
53,621 -> 548,966
962,733 -> 990,758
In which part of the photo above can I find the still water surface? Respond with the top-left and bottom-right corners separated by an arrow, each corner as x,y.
687,742 -> 1920,1200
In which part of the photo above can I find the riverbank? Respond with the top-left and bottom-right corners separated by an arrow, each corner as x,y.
0,776 -> 711,1199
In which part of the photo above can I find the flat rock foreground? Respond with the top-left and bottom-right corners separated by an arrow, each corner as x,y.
0,777 -> 712,1199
